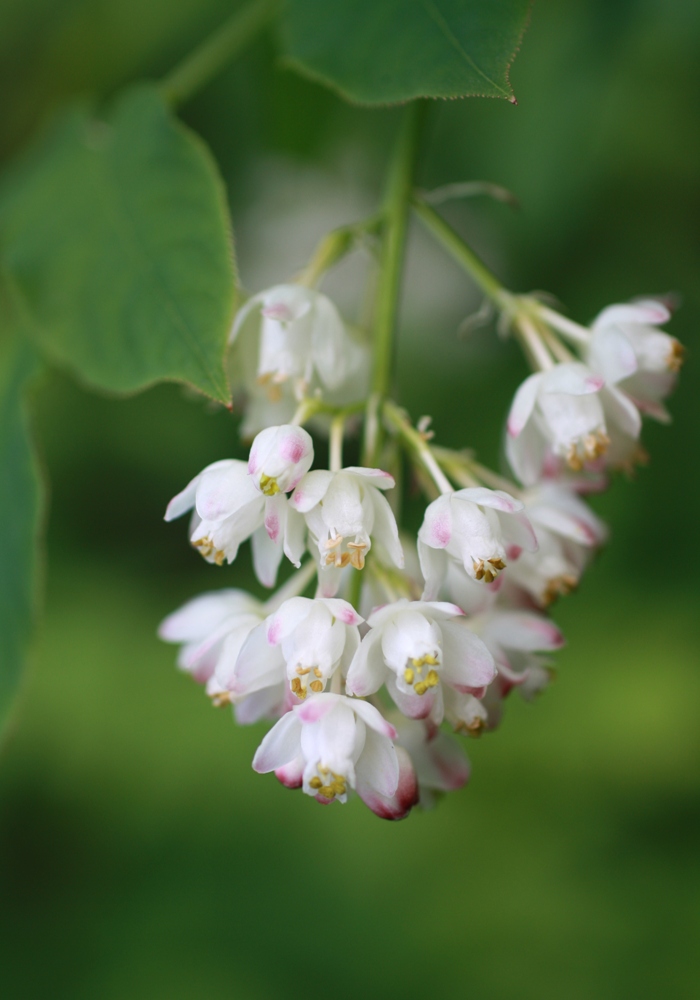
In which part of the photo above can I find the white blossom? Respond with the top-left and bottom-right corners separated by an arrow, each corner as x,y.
165,459 -> 306,587
346,600 -> 495,724
290,467 -> 403,597
418,487 -> 537,601
231,596 -> 362,701
506,362 -> 610,485
393,717 -> 471,807
229,284 -> 369,436
158,589 -> 265,686
252,694 -> 418,820
248,424 -> 314,496
586,298 -> 683,428
504,482 -> 607,606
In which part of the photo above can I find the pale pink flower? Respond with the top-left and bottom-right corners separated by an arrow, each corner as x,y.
418,487 -> 536,601
252,694 -> 418,820
346,599 -> 495,724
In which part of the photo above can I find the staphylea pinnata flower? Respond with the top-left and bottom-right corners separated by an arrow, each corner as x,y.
469,609 -> 564,730
506,362 -> 610,485
229,596 -> 362,701
503,482 -> 607,606
229,284 -> 369,436
418,487 -> 537,601
345,599 -> 495,724
252,693 -> 419,819
165,425 -> 312,588
158,589 -> 265,687
392,717 -> 470,808
158,590 -> 288,723
290,466 -> 403,597
586,299 -> 683,424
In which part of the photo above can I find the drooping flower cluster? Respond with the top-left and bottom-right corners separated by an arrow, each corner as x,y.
161,273 -> 683,820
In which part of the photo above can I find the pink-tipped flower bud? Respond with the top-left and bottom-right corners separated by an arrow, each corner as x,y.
248,424 -> 314,496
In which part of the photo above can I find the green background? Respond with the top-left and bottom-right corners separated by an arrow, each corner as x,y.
1,1 -> 699,997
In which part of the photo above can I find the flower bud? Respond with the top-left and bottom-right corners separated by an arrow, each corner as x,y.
248,424 -> 314,496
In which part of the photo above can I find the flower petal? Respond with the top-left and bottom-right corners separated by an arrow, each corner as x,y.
251,525 -> 284,589
356,743 -> 417,820
290,470 -> 334,513
196,461 -> 259,521
252,711 -> 302,773
541,362 -> 604,396
440,620 -> 496,691
507,372 -> 542,437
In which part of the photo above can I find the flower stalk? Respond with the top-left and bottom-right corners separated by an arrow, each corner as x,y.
159,0 -> 282,107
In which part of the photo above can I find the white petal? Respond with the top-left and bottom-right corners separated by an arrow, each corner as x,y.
418,540 -> 448,601
252,711 -> 302,772
454,487 -> 523,514
483,611 -> 564,652
341,467 -> 396,491
541,362 -> 604,396
603,385 -> 642,439
317,599 -> 363,627
251,525 -> 284,589
231,621 -> 285,695
355,725 -> 399,798
593,299 -> 671,330
165,473 -> 200,521
229,291 -> 264,346
290,470 -> 333,513
368,489 -> 404,568
588,327 -> 638,384
440,620 -> 496,691
350,696 -> 398,739
266,597 -> 314,645
195,461 -> 259,521
418,495 -> 453,549
310,293 -> 351,390
356,744 -> 417,820
282,505 -> 307,567
507,372 -> 542,437
345,629 -> 388,697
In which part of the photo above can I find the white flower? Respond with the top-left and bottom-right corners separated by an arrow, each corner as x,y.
248,424 -> 314,496
165,459 -> 306,587
469,609 -> 564,728
506,362 -> 609,485
158,589 -> 287,723
418,487 -> 537,601
504,482 -> 607,606
290,467 -> 403,597
393,718 -> 470,807
231,597 -> 362,701
158,589 -> 265,686
587,298 -> 683,425
443,688 -> 489,737
346,600 -> 495,724
252,694 -> 418,820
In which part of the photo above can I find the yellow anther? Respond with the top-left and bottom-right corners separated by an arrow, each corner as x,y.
414,681 -> 428,696
313,667 -> 322,678
404,668 -> 415,685
309,776 -> 323,789
473,559 -> 485,581
324,535 -> 342,550
210,691 -> 231,707
668,340 -> 685,373
319,785 -> 336,799
259,474 -> 280,497
310,680 -> 323,693
296,666 -> 310,676
424,654 -> 438,666
488,557 -> 505,570
483,569 -> 494,583
426,669 -> 439,687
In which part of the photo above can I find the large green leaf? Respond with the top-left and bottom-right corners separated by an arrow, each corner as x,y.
0,85 -> 235,403
0,324 -> 43,739
280,0 -> 532,104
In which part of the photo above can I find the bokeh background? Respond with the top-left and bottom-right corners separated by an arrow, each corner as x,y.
1,1 -> 699,997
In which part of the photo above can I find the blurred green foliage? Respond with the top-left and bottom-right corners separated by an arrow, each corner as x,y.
1,1 -> 699,998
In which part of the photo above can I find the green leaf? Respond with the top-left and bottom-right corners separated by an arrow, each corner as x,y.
0,85 -> 235,404
0,323 -> 43,739
280,0 -> 531,105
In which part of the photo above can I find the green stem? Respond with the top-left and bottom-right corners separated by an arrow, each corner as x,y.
411,196 -> 510,308
364,102 -> 426,465
383,399 -> 453,495
297,216 -> 381,288
159,0 -> 281,107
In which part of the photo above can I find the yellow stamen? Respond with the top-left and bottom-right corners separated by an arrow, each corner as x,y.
310,680 -> 323,693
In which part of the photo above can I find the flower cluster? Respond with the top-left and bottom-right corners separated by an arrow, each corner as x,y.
161,275 -> 683,820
